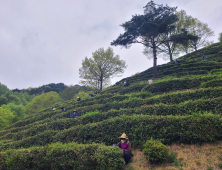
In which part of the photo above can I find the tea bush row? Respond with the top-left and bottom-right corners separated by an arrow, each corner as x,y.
106,74 -> 222,95
0,142 -> 124,170
2,96 -> 222,141
3,86 -> 222,132
2,114 -> 222,151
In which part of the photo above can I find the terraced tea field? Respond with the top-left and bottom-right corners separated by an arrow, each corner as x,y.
0,42 -> 222,169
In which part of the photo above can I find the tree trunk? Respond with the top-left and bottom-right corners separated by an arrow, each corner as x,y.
195,45 -> 198,56
167,44 -> 173,62
153,45 -> 157,78
100,77 -> 103,91
169,53 -> 173,62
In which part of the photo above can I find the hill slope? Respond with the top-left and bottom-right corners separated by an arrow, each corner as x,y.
0,42 -> 222,170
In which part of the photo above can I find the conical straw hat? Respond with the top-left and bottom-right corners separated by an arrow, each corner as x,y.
119,133 -> 128,139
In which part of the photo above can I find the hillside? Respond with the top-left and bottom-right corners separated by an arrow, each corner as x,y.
12,83 -> 89,96
0,42 -> 222,170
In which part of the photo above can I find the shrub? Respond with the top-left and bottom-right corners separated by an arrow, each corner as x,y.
143,138 -> 169,164
0,142 -> 125,170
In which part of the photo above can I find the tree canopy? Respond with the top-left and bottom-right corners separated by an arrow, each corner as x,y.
1,103 -> 26,123
25,91 -> 60,115
0,107 -> 15,130
79,47 -> 127,90
175,10 -> 214,55
111,0 -> 180,78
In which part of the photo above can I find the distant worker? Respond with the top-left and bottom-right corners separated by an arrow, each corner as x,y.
61,107 -> 66,112
124,80 -> 130,88
113,133 -> 132,165
147,79 -> 153,85
70,110 -> 79,118
77,97 -> 81,101
52,108 -> 56,112
175,59 -> 178,64
95,91 -> 97,94
89,94 -> 95,97
202,55 -> 205,60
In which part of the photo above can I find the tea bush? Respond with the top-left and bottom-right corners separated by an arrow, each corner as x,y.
201,79 -> 222,88
0,142 -> 125,170
143,138 -> 169,164
2,96 -> 222,142
2,114 -> 222,151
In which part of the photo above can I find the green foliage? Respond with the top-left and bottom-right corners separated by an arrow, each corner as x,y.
59,85 -> 86,101
2,114 -> 222,151
1,41 -> 222,169
74,90 -> 93,100
175,10 -> 214,55
201,79 -> 222,88
0,83 -> 9,96
143,138 -> 169,164
12,92 -> 35,106
0,92 -> 22,106
3,86 -> 222,135
13,83 -> 66,95
0,107 -> 15,130
0,142 -> 125,170
1,103 -> 26,123
79,47 -> 126,90
168,152 -> 177,163
111,1 -> 179,78
2,96 -> 222,142
25,91 -> 61,115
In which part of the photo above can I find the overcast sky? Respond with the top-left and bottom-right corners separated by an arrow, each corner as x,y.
0,0 -> 221,89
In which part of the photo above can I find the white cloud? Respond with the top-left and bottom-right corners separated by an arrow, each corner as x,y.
0,0 -> 221,89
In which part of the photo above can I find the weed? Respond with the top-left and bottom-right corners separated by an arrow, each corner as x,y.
168,152 -> 177,163
217,154 -> 222,161
195,160 -> 201,166
207,167 -> 213,170
218,163 -> 222,168
207,158 -> 212,162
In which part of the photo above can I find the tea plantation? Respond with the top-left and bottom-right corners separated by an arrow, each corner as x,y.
0,42 -> 222,169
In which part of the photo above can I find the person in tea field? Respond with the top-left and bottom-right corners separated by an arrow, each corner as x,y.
70,110 -> 79,118
114,133 -> 132,165
94,91 -> 97,94
202,55 -> 205,60
77,97 -> 81,101
124,80 -> 130,88
89,94 -> 95,97
61,107 -> 66,112
175,59 -> 178,64
52,108 -> 56,111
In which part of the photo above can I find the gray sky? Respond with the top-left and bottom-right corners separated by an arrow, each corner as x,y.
0,0 -> 221,89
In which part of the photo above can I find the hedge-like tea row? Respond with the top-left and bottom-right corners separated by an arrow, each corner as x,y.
201,79 -> 222,88
113,42 -> 221,85
4,86 -> 222,133
142,75 -> 222,93
2,92 -> 152,132
53,114 -> 222,147
105,73 -> 222,95
2,113 -> 222,151
1,96 -> 222,142
0,142 -> 124,170
114,61 -> 222,86
57,87 -> 222,117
